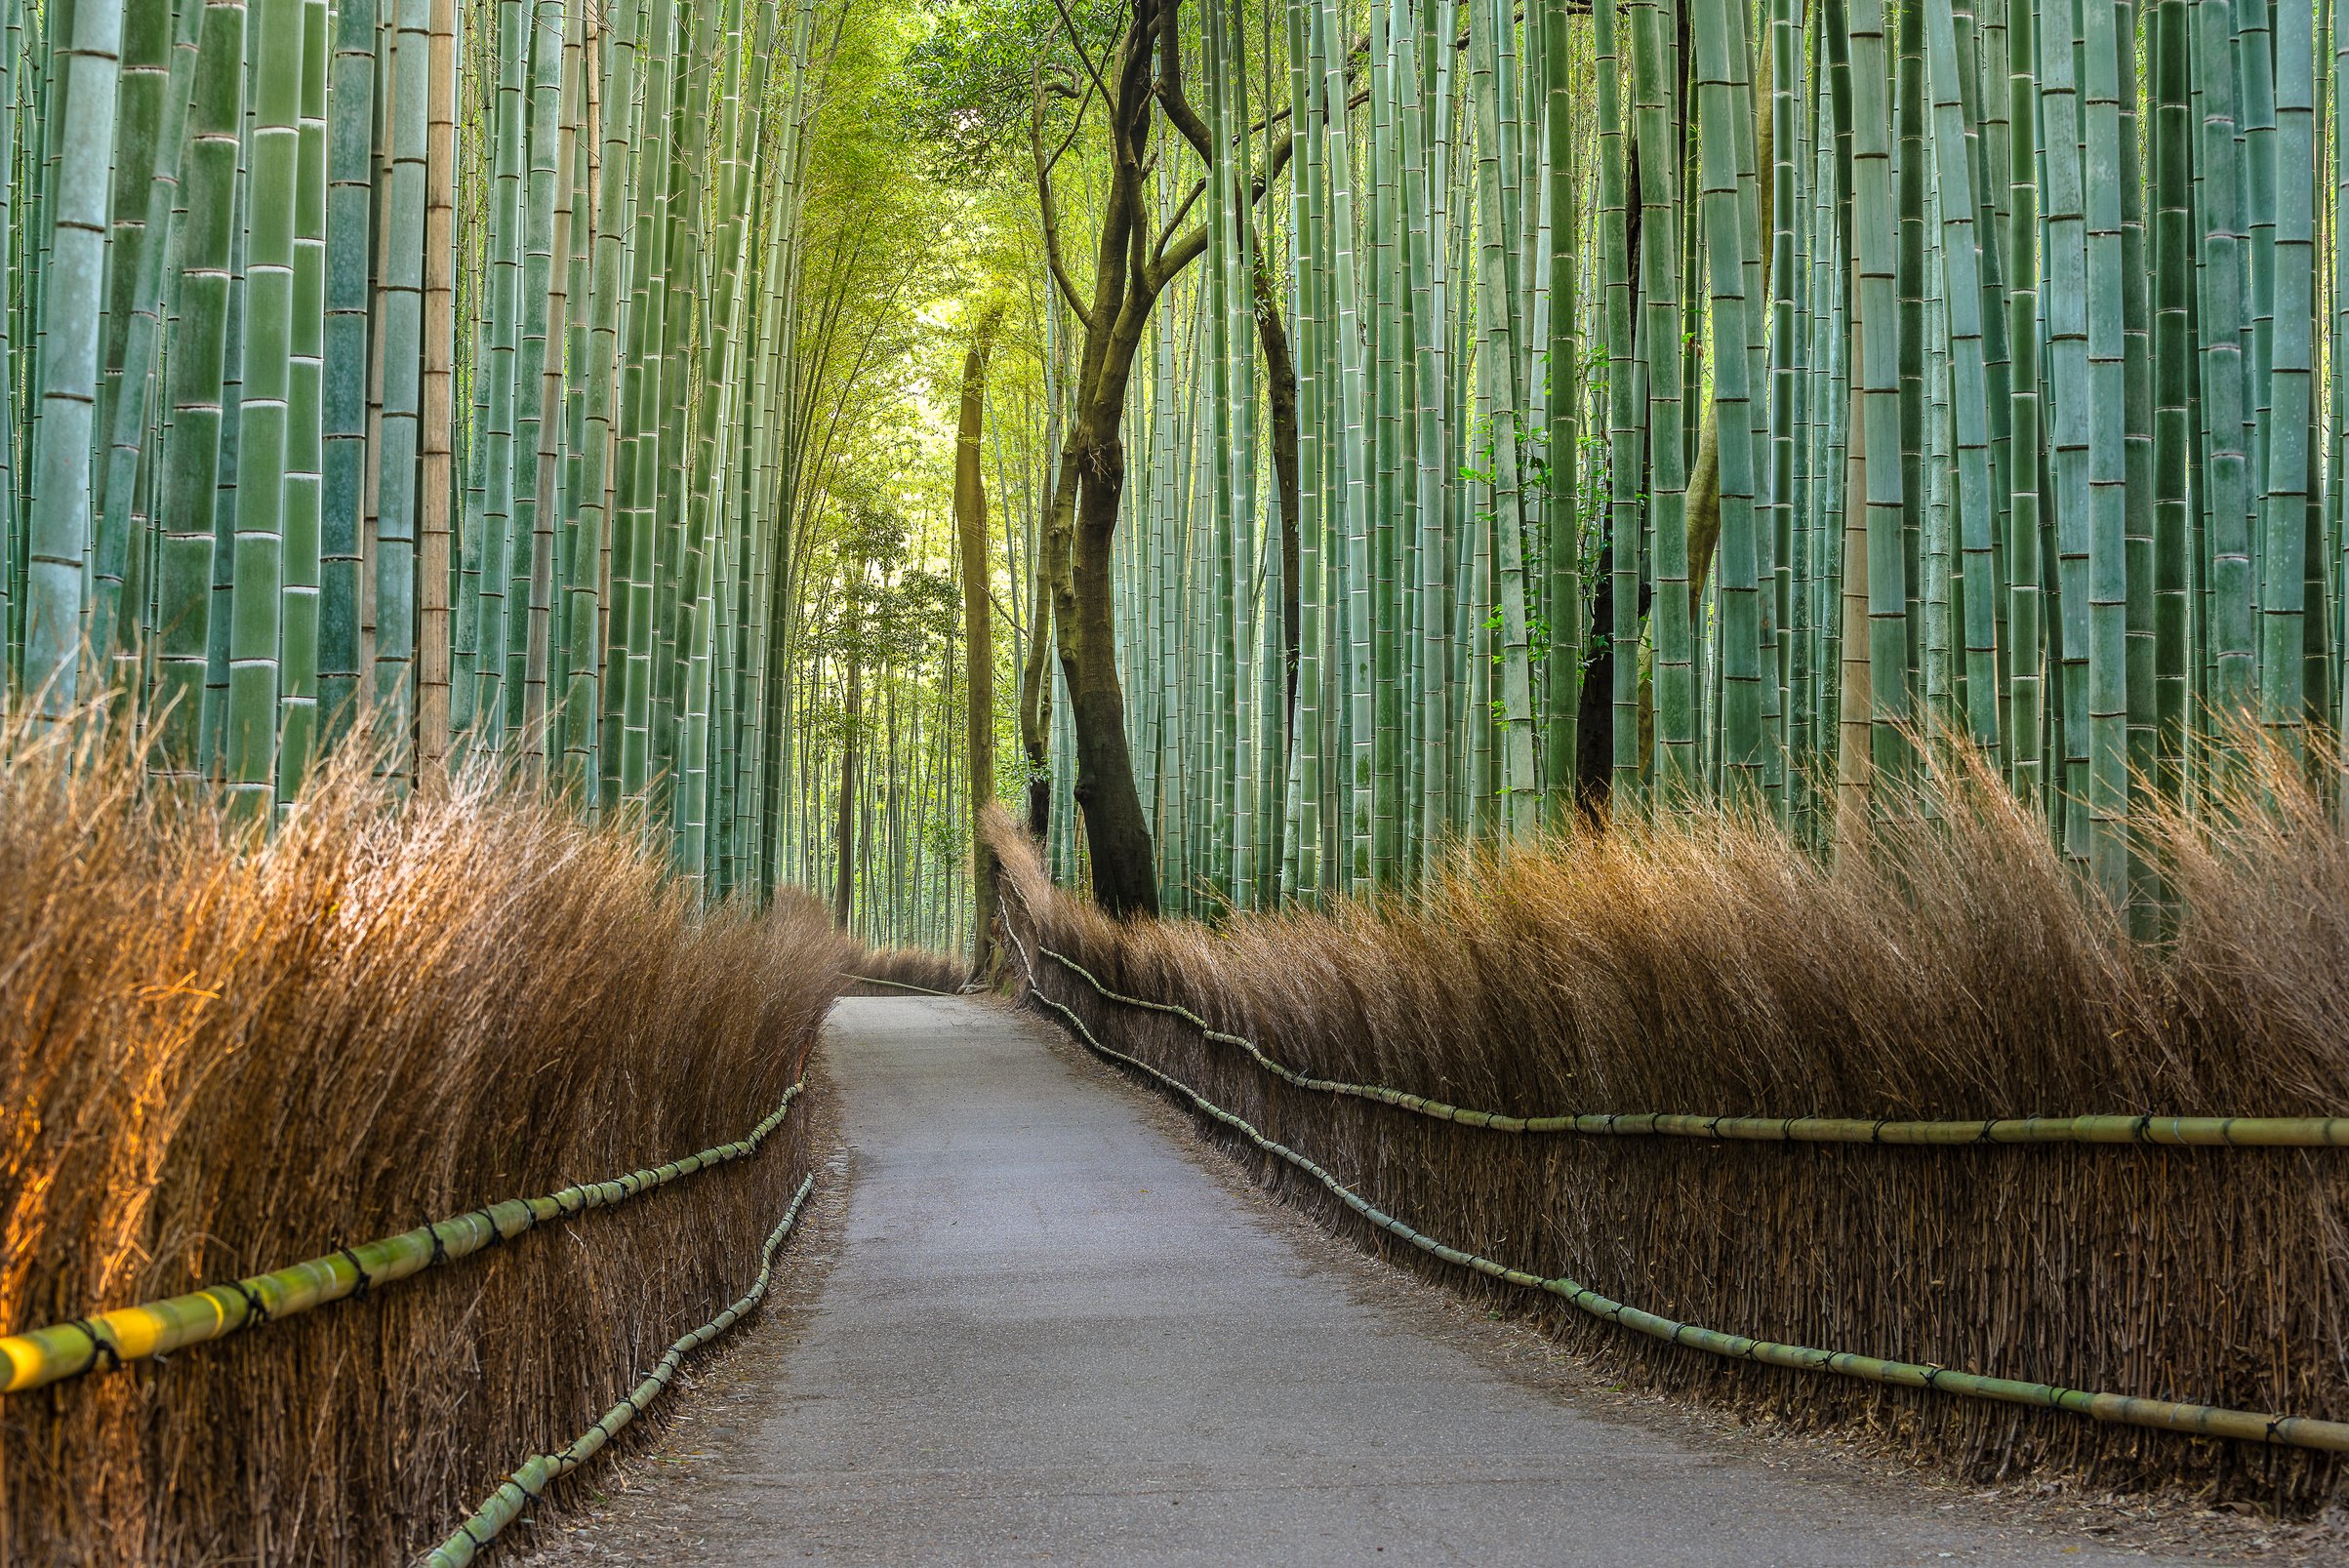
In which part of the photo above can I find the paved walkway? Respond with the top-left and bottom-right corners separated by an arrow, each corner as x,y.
546,997 -> 2207,1566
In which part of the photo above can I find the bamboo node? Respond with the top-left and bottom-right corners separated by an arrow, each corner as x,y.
230,1281 -> 273,1328
67,1320 -> 120,1377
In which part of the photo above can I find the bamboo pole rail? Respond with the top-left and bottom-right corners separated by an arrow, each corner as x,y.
1003,903 -> 2349,1456
1033,944 -> 2349,1149
0,1082 -> 808,1395
423,1172 -> 819,1566
841,974 -> 957,996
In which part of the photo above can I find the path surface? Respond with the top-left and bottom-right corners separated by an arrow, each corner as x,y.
540,997 -> 2215,1566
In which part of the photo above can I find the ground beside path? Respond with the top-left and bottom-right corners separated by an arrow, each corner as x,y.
526,995 -> 2232,1566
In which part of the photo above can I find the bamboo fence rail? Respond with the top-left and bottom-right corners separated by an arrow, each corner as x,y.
1002,895 -> 2349,1457
424,1172 -> 820,1567
0,1080 -> 807,1395
1033,943 -> 2349,1148
841,975 -> 957,995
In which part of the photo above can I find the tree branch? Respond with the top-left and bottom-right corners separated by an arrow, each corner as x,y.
1147,115 -> 1295,290
1046,0 -> 1114,110
1154,10 -> 1214,166
1033,68 -> 1098,333
1153,177 -> 1206,260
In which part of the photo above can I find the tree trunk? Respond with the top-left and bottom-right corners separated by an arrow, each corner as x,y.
1020,467 -> 1055,840
834,655 -> 860,931
1252,249 -> 1301,714
1052,419 -> 1158,916
1576,546 -> 1616,816
1026,0 -> 1294,917
955,315 -> 999,974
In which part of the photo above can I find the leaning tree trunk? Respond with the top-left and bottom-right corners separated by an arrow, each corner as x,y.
955,314 -> 999,974
1051,412 -> 1157,916
1019,467 -> 1056,840
1029,2 -> 1161,919
1026,0 -> 1295,917
1251,249 -> 1300,715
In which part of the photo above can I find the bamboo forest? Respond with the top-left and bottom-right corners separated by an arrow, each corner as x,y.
13,0 -> 2349,935
11,0 -> 2349,1561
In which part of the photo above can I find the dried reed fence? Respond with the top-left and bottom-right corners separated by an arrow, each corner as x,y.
0,719 -> 848,1565
987,750 -> 2349,1511
840,945 -> 971,997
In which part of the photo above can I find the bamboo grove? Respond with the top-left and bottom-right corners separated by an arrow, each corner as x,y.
950,0 -> 2349,929
0,0 -> 909,902
13,0 -> 2349,946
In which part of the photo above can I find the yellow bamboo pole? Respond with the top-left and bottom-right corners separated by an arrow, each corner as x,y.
0,1081 -> 807,1394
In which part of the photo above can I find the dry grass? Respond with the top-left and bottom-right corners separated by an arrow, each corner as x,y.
990,748 -> 2349,1511
0,717 -> 847,1565
840,945 -> 970,996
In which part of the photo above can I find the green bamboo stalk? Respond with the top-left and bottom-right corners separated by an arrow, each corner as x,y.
85,0 -> 177,682
1846,0 -> 1909,798
1922,0 -> 2001,753
2195,0 -> 2254,737
1315,0 -> 1372,893
566,0 -> 638,806
2150,0 -> 2191,806
22,0 -> 129,716
1769,0 -> 1803,817
315,0 -> 374,744
276,0 -> 328,805
2116,0 -> 2155,905
1596,0 -> 1641,808
1471,0 -> 1537,839
2078,0 -> 2128,901
1894,0 -> 1925,715
616,0 -> 675,805
374,0 -> 430,781
2260,0 -> 2318,754
217,0 -> 304,811
1409,0 -> 1456,868
1632,0 -> 1690,801
1694,0 -> 1763,796
519,0 -> 571,774
1369,0 -> 1401,883
154,0 -> 248,777
2005,0 -> 2045,799
1285,0 -> 1323,902
0,0 -> 21,682
471,0 -> 528,754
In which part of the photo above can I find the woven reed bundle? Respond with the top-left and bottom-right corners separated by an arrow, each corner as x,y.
838,945 -> 972,997
982,774 -> 2349,1511
0,742 -> 847,1565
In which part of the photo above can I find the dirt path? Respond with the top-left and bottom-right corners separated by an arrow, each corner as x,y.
527,995 -> 2228,1566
